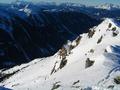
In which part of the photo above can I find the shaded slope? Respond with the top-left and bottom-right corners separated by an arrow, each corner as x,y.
0,4 -> 100,68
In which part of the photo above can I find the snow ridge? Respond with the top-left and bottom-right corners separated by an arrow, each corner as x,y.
1,18 -> 120,90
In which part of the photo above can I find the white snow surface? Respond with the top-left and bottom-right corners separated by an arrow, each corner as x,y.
1,18 -> 120,90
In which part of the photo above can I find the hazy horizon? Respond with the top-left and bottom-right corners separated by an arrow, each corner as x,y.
0,0 -> 120,6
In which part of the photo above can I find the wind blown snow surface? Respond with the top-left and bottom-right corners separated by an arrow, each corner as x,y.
1,18 -> 120,90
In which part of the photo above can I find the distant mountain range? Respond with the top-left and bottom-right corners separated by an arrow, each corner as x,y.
95,3 -> 120,10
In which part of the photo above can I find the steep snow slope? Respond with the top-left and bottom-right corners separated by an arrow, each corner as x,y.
1,18 -> 120,90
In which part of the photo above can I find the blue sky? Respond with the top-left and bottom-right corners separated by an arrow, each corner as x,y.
0,0 -> 120,6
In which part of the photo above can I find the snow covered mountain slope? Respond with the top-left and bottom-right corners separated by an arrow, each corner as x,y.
1,18 -> 120,90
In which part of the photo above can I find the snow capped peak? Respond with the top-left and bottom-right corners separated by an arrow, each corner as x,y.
102,18 -> 116,26
104,18 -> 119,25
95,3 -> 120,10
19,4 -> 32,16
86,18 -> 120,44
10,0 -> 32,16
95,18 -> 120,32
104,18 -> 113,22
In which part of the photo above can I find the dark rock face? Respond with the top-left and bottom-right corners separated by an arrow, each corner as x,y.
0,4 -> 100,68
59,59 -> 67,69
114,76 -> 120,84
85,58 -> 94,68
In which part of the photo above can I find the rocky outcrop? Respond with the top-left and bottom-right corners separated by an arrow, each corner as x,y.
97,36 -> 103,44
85,58 -> 94,68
